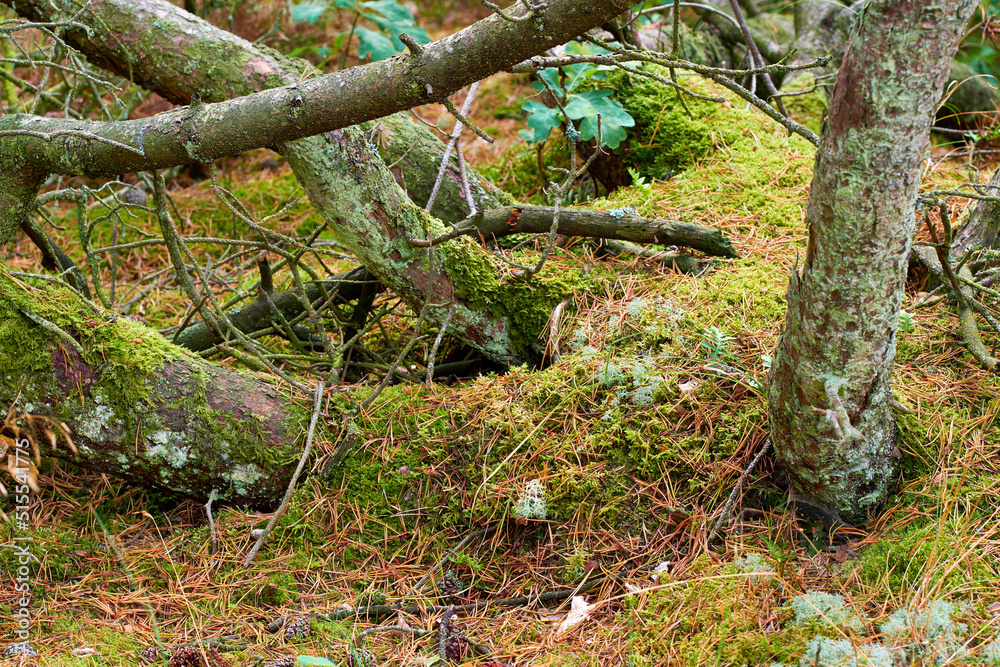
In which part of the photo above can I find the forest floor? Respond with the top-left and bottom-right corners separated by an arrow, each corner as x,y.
2,6 -> 1000,666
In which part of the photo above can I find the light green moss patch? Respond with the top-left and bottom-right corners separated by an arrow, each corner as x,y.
849,517 -> 999,598
591,71 -> 815,234
666,258 -> 789,333
623,556 -> 807,666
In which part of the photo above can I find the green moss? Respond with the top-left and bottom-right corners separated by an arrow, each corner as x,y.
0,269 -> 184,392
437,235 -> 586,360
624,555 -> 811,666
668,258 -> 789,333
588,71 -> 814,234
258,571 -> 301,607
850,517 -> 999,598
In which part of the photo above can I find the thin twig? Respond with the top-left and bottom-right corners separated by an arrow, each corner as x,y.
426,306 -> 456,387
710,439 -> 771,539
438,606 -> 455,661
426,82 -> 481,213
360,306 -> 429,411
204,489 -> 218,556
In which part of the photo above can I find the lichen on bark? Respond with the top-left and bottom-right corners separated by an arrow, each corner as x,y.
766,0 -> 979,524
0,267 -> 313,508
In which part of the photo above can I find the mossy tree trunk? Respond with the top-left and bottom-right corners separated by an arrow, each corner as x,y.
0,269 -> 310,509
766,0 -> 978,525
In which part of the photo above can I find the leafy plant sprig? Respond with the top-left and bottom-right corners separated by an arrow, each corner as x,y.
519,41 -> 636,150
288,0 -> 430,64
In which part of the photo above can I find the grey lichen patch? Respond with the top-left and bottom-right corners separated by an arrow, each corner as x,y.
228,464 -> 264,498
790,591 -> 864,632
147,430 -> 191,468
74,392 -> 116,443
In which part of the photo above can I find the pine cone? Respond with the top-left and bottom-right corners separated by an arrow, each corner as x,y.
140,645 -> 166,663
440,571 -> 462,601
168,647 -> 202,667
3,643 -> 36,657
283,616 -> 312,639
263,658 -> 297,667
444,633 -> 470,661
168,645 -> 231,667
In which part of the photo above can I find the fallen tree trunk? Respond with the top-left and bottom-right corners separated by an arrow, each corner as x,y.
0,268 -> 314,509
172,266 -> 380,353
410,205 -> 739,258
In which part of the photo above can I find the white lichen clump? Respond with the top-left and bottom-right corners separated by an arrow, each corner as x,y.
797,637 -> 896,667
981,637 -> 1000,664
732,552 -> 775,583
790,591 -> 864,632
880,599 -> 970,663
513,479 -> 547,520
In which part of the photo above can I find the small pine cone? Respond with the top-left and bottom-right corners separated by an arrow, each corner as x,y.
445,633 -> 470,661
140,645 -> 165,663
283,616 -> 312,639
123,186 -> 147,206
168,645 -> 230,667
168,646 -> 201,667
440,573 -> 462,600
3,643 -> 36,657
263,658 -> 297,667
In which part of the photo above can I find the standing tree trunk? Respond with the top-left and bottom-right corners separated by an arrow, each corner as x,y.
767,0 -> 978,524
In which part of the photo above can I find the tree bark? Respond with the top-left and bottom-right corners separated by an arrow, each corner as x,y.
766,0 -> 978,525
0,269 -> 311,509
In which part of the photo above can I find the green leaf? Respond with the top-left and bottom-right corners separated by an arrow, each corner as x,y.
361,0 -> 414,24
369,14 -> 429,49
289,1 -> 328,23
358,0 -> 428,51
519,100 -> 563,144
355,26 -> 397,61
563,62 -> 600,94
529,68 -> 565,98
564,90 -> 634,149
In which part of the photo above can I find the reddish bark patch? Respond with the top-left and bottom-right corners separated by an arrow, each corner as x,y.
243,57 -> 279,90
51,345 -> 100,398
